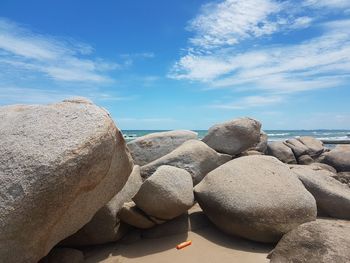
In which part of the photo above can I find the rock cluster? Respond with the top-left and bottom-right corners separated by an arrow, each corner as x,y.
267,136 -> 327,164
1,100 -> 349,263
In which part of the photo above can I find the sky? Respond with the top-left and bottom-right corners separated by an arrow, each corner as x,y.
0,0 -> 349,130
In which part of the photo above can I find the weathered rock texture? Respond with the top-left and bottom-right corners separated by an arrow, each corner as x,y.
0,99 -> 133,262
141,140 -> 231,185
267,141 -> 297,164
290,165 -> 350,219
62,165 -> 142,246
270,219 -> 350,263
118,201 -> 156,229
134,165 -> 194,220
127,130 -> 197,165
202,117 -> 261,155
322,145 -> 350,172
194,155 -> 317,243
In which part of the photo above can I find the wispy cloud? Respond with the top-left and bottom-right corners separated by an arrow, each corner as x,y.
0,86 -> 133,105
210,95 -> 284,109
170,0 -> 350,109
0,18 -> 119,83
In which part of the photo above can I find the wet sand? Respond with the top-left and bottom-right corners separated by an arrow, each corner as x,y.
84,225 -> 273,263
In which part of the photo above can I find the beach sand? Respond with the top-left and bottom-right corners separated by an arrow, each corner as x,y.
84,225 -> 273,263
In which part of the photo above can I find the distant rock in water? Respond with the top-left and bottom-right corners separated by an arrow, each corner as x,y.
0,98 -> 133,262
194,155 -> 317,243
127,130 -> 197,165
202,117 -> 261,155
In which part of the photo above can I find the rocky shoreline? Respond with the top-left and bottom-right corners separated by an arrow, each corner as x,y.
1,98 -> 349,263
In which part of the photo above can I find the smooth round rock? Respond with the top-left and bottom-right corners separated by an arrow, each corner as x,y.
194,155 -> 317,243
134,165 -> 194,220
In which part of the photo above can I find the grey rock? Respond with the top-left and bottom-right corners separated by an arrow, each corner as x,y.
297,154 -> 314,165
297,136 -> 325,157
39,248 -> 84,263
134,165 -> 194,220
332,172 -> 350,187
250,131 -> 268,153
270,219 -> 350,263
309,163 -> 337,174
285,138 -> 309,158
62,165 -> 142,246
290,165 -> 350,219
267,141 -> 297,164
0,99 -> 133,263
194,156 -> 316,243
322,147 -> 350,172
118,202 -> 156,229
127,130 -> 197,165
141,140 -> 231,185
202,117 -> 261,155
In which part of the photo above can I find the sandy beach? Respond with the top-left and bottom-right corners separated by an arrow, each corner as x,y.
83,225 -> 272,263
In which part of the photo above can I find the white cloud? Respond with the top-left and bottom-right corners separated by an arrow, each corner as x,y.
0,86 -> 132,105
170,0 -> 350,108
304,0 -> 350,9
0,18 -> 119,83
210,95 -> 284,109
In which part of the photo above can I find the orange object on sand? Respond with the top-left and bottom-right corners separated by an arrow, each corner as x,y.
176,240 -> 192,250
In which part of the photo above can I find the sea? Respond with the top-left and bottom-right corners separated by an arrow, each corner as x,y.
122,130 -> 350,147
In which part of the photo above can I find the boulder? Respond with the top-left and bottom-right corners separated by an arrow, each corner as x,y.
297,136 -> 325,157
141,140 -> 231,185
297,154 -> 314,165
118,202 -> 156,229
284,138 -> 309,158
202,117 -> 261,155
332,172 -> 350,187
250,131 -> 268,153
290,165 -> 350,219
194,156 -> 316,243
62,165 -> 142,246
270,219 -> 350,263
310,163 -> 337,174
127,130 -> 197,165
0,99 -> 133,262
39,248 -> 84,263
322,146 -> 350,172
267,141 -> 297,164
134,165 -> 194,220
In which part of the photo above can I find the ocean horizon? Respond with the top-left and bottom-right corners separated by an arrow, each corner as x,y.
122,129 -> 350,143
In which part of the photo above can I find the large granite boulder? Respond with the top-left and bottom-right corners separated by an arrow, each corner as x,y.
270,219 -> 350,263
297,136 -> 325,157
322,146 -> 350,172
127,130 -> 197,165
194,155 -> 316,243
134,165 -> 194,220
284,138 -> 309,158
290,165 -> 350,219
141,140 -> 231,185
0,98 -> 133,263
62,165 -> 142,246
202,117 -> 261,155
267,141 -> 297,164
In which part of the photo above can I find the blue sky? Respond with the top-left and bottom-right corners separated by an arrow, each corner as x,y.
0,0 -> 349,130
